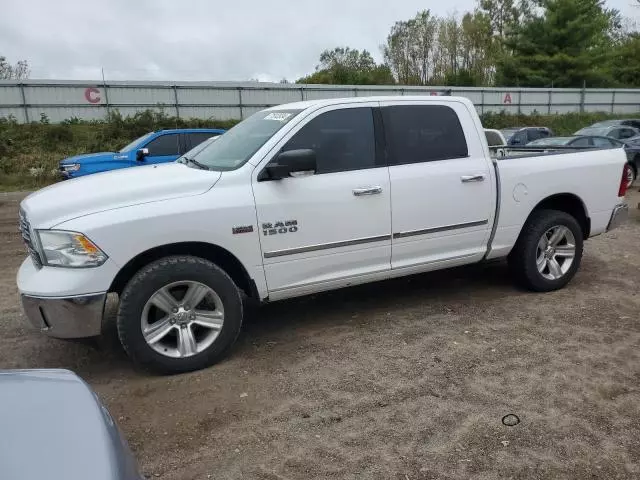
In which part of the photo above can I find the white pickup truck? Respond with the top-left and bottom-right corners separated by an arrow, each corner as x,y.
17,96 -> 630,373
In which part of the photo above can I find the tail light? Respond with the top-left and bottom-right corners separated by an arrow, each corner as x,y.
619,164 -> 631,197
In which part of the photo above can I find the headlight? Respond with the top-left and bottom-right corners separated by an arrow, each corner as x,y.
36,230 -> 108,268
60,163 -> 81,172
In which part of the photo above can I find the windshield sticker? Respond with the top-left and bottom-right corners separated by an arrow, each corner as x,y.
264,112 -> 292,122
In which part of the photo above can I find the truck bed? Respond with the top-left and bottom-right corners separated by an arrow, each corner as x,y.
487,147 -> 627,259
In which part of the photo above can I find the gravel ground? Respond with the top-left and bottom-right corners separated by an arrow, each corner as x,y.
1,189 -> 639,480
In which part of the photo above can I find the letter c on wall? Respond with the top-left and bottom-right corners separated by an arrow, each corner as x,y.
84,87 -> 101,104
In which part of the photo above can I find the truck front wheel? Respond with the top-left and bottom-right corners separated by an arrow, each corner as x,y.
508,210 -> 584,292
117,255 -> 243,374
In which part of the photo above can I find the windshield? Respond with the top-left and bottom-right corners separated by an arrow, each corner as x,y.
119,132 -> 155,153
527,137 -> 572,146
191,109 -> 303,170
575,127 -> 608,136
500,129 -> 519,140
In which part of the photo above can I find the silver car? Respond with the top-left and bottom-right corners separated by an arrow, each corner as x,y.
0,369 -> 142,480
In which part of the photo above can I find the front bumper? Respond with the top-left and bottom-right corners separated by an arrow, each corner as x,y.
607,203 -> 629,232
57,168 -> 72,179
21,293 -> 106,339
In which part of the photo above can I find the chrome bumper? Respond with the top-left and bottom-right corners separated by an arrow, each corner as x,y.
21,293 -> 106,339
607,204 -> 629,232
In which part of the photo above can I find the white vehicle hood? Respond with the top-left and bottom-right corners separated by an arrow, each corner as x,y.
22,163 -> 221,228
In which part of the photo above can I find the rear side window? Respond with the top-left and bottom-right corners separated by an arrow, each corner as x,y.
281,107 -> 377,174
188,132 -> 217,149
382,105 -> 468,165
619,128 -> 636,139
609,129 -> 622,139
144,134 -> 180,156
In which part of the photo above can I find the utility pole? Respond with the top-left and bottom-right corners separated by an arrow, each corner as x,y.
101,67 -> 111,117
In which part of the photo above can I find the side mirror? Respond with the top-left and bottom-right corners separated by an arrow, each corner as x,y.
259,149 -> 317,181
136,148 -> 149,161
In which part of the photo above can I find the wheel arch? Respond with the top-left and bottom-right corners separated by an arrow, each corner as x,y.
109,242 -> 258,299
524,193 -> 590,240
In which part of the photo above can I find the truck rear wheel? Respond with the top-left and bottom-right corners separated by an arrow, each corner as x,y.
508,209 -> 583,292
117,255 -> 243,374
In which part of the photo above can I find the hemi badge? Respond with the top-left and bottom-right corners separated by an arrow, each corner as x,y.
232,225 -> 254,234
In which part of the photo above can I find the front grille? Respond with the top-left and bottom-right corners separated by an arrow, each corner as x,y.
18,209 -> 42,268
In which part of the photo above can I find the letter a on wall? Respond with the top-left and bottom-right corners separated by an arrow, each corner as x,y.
503,93 -> 512,104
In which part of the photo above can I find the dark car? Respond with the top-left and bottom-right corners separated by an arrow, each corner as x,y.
527,135 -> 637,186
574,125 -> 639,141
500,127 -> 554,146
0,369 -> 143,480
527,135 -> 624,149
623,135 -> 640,185
586,119 -> 640,130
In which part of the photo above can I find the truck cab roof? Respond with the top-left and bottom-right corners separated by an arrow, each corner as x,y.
264,95 -> 475,113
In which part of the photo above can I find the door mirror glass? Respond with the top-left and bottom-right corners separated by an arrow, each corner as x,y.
136,148 -> 149,161
261,149 -> 317,180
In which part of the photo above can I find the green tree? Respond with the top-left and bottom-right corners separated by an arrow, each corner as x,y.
478,0 -> 533,40
609,33 -> 640,86
0,56 -> 30,80
434,15 -> 462,81
297,47 -> 394,85
384,10 -> 494,86
495,0 -> 619,87
382,17 -> 422,84
459,11 -> 495,85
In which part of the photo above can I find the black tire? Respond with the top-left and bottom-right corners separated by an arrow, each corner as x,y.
508,209 -> 584,292
117,255 -> 243,374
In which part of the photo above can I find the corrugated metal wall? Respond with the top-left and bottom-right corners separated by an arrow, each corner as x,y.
1,80 -> 638,123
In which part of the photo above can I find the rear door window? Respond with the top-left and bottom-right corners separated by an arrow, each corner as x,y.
382,105 -> 468,164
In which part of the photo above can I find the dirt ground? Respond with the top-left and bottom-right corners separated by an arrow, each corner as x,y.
1,189 -> 639,480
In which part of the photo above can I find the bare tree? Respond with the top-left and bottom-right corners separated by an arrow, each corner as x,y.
412,10 -> 439,84
383,20 -> 416,84
0,56 -> 30,80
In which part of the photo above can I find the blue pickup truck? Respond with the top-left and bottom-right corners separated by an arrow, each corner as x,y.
58,128 -> 225,179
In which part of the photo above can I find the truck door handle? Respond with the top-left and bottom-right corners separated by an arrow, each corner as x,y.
460,174 -> 486,183
353,186 -> 383,196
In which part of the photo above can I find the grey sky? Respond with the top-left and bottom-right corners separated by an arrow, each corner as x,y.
1,0 -> 638,82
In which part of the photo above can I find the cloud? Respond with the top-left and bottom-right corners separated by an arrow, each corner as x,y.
1,0 -> 635,81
